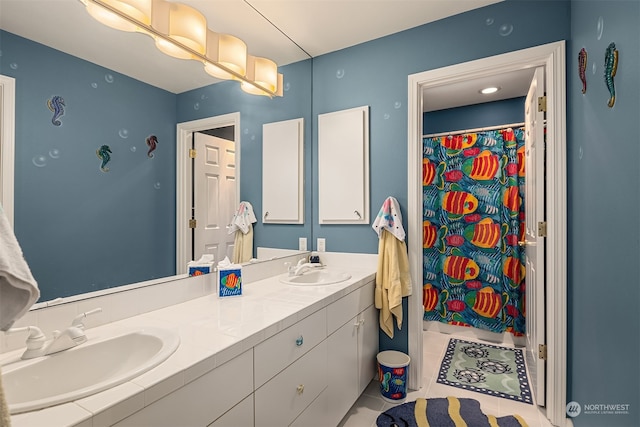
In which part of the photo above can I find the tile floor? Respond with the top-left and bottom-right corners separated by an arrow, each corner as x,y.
338,330 -> 553,427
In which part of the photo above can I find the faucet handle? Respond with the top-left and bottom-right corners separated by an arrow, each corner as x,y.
6,326 -> 47,359
71,307 -> 103,330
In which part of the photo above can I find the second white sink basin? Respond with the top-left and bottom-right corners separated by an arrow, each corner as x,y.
280,269 -> 352,286
2,327 -> 180,414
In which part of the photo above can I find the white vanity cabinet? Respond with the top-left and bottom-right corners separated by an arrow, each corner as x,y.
254,308 -> 328,427
326,280 -> 378,427
104,279 -> 377,427
114,349 -> 254,427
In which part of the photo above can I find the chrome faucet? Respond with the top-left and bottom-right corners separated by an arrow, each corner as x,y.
6,308 -> 102,359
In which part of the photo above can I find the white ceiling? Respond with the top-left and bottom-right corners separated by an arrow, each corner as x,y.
0,0 -> 533,111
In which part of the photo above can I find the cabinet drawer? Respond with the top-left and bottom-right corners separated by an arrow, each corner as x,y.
290,388 -> 330,427
255,340 -> 328,427
208,394 -> 254,427
114,349 -> 253,427
254,307 -> 326,388
327,281 -> 375,334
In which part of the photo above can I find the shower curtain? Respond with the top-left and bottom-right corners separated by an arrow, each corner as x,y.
422,127 -> 526,335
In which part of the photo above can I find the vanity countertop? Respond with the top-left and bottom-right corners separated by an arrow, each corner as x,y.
6,259 -> 377,427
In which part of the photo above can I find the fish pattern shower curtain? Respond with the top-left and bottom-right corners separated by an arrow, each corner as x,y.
422,127 -> 526,335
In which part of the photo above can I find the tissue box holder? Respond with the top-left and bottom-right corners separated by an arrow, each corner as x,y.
188,265 -> 212,277
218,267 -> 242,298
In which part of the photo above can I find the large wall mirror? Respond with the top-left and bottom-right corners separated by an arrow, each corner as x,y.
0,0 -> 313,303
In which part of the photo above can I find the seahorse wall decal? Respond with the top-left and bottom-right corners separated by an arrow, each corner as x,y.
604,42 -> 618,108
146,135 -> 158,158
96,145 -> 112,172
578,48 -> 587,94
47,96 -> 65,126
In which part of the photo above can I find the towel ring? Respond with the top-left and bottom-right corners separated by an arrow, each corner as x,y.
354,210 -> 361,219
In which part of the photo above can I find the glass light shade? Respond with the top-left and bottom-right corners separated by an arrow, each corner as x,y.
241,56 -> 279,96
86,0 -> 152,32
152,0 -> 207,59
204,31 -> 247,80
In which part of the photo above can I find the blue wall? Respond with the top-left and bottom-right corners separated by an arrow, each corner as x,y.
423,97 -> 526,135
311,0 -> 569,256
568,1 -> 640,425
311,0 -> 570,354
0,31 -> 177,301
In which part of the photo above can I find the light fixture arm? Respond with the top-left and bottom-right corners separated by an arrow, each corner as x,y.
81,0 -> 281,97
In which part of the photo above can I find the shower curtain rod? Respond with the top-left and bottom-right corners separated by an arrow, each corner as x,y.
422,121 -> 525,139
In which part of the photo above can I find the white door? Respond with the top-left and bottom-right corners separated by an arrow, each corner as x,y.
193,132 -> 237,264
523,66 -> 546,407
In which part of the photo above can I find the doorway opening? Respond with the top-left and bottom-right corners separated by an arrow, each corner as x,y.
176,112 -> 241,274
407,41 -> 567,426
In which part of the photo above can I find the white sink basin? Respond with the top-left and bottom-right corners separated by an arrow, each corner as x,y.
280,269 -> 352,286
2,327 -> 180,414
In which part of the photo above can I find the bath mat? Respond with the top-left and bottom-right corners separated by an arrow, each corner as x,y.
376,396 -> 529,427
437,338 -> 533,404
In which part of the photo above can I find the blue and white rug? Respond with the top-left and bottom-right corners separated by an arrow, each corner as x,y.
437,338 -> 533,404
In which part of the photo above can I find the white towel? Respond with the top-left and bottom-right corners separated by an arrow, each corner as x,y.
372,196 -> 406,241
228,201 -> 257,235
0,204 -> 40,331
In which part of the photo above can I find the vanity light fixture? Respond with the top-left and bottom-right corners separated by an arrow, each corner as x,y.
78,0 -> 283,97
480,86 -> 500,94
204,31 -> 248,80
241,55 -> 283,97
84,0 -> 152,32
151,0 -> 207,59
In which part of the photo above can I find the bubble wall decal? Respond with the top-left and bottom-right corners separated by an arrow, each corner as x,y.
32,156 -> 47,168
498,24 -> 513,37
596,16 -> 604,40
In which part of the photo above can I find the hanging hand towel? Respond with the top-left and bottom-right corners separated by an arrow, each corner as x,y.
232,226 -> 254,264
375,228 -> 412,339
0,204 -> 40,332
372,196 -> 405,241
228,201 -> 257,235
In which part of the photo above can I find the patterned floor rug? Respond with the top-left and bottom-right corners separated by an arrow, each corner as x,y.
376,397 -> 529,427
437,338 -> 533,404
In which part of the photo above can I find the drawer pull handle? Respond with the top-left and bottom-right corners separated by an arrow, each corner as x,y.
354,319 -> 365,328
297,384 -> 304,394
295,336 -> 304,346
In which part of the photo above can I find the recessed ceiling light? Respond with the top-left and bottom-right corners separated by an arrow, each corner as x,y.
480,86 -> 500,94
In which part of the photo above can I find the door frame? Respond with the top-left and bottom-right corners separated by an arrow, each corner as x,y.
176,112 -> 241,274
0,74 -> 16,227
407,41 -> 567,426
